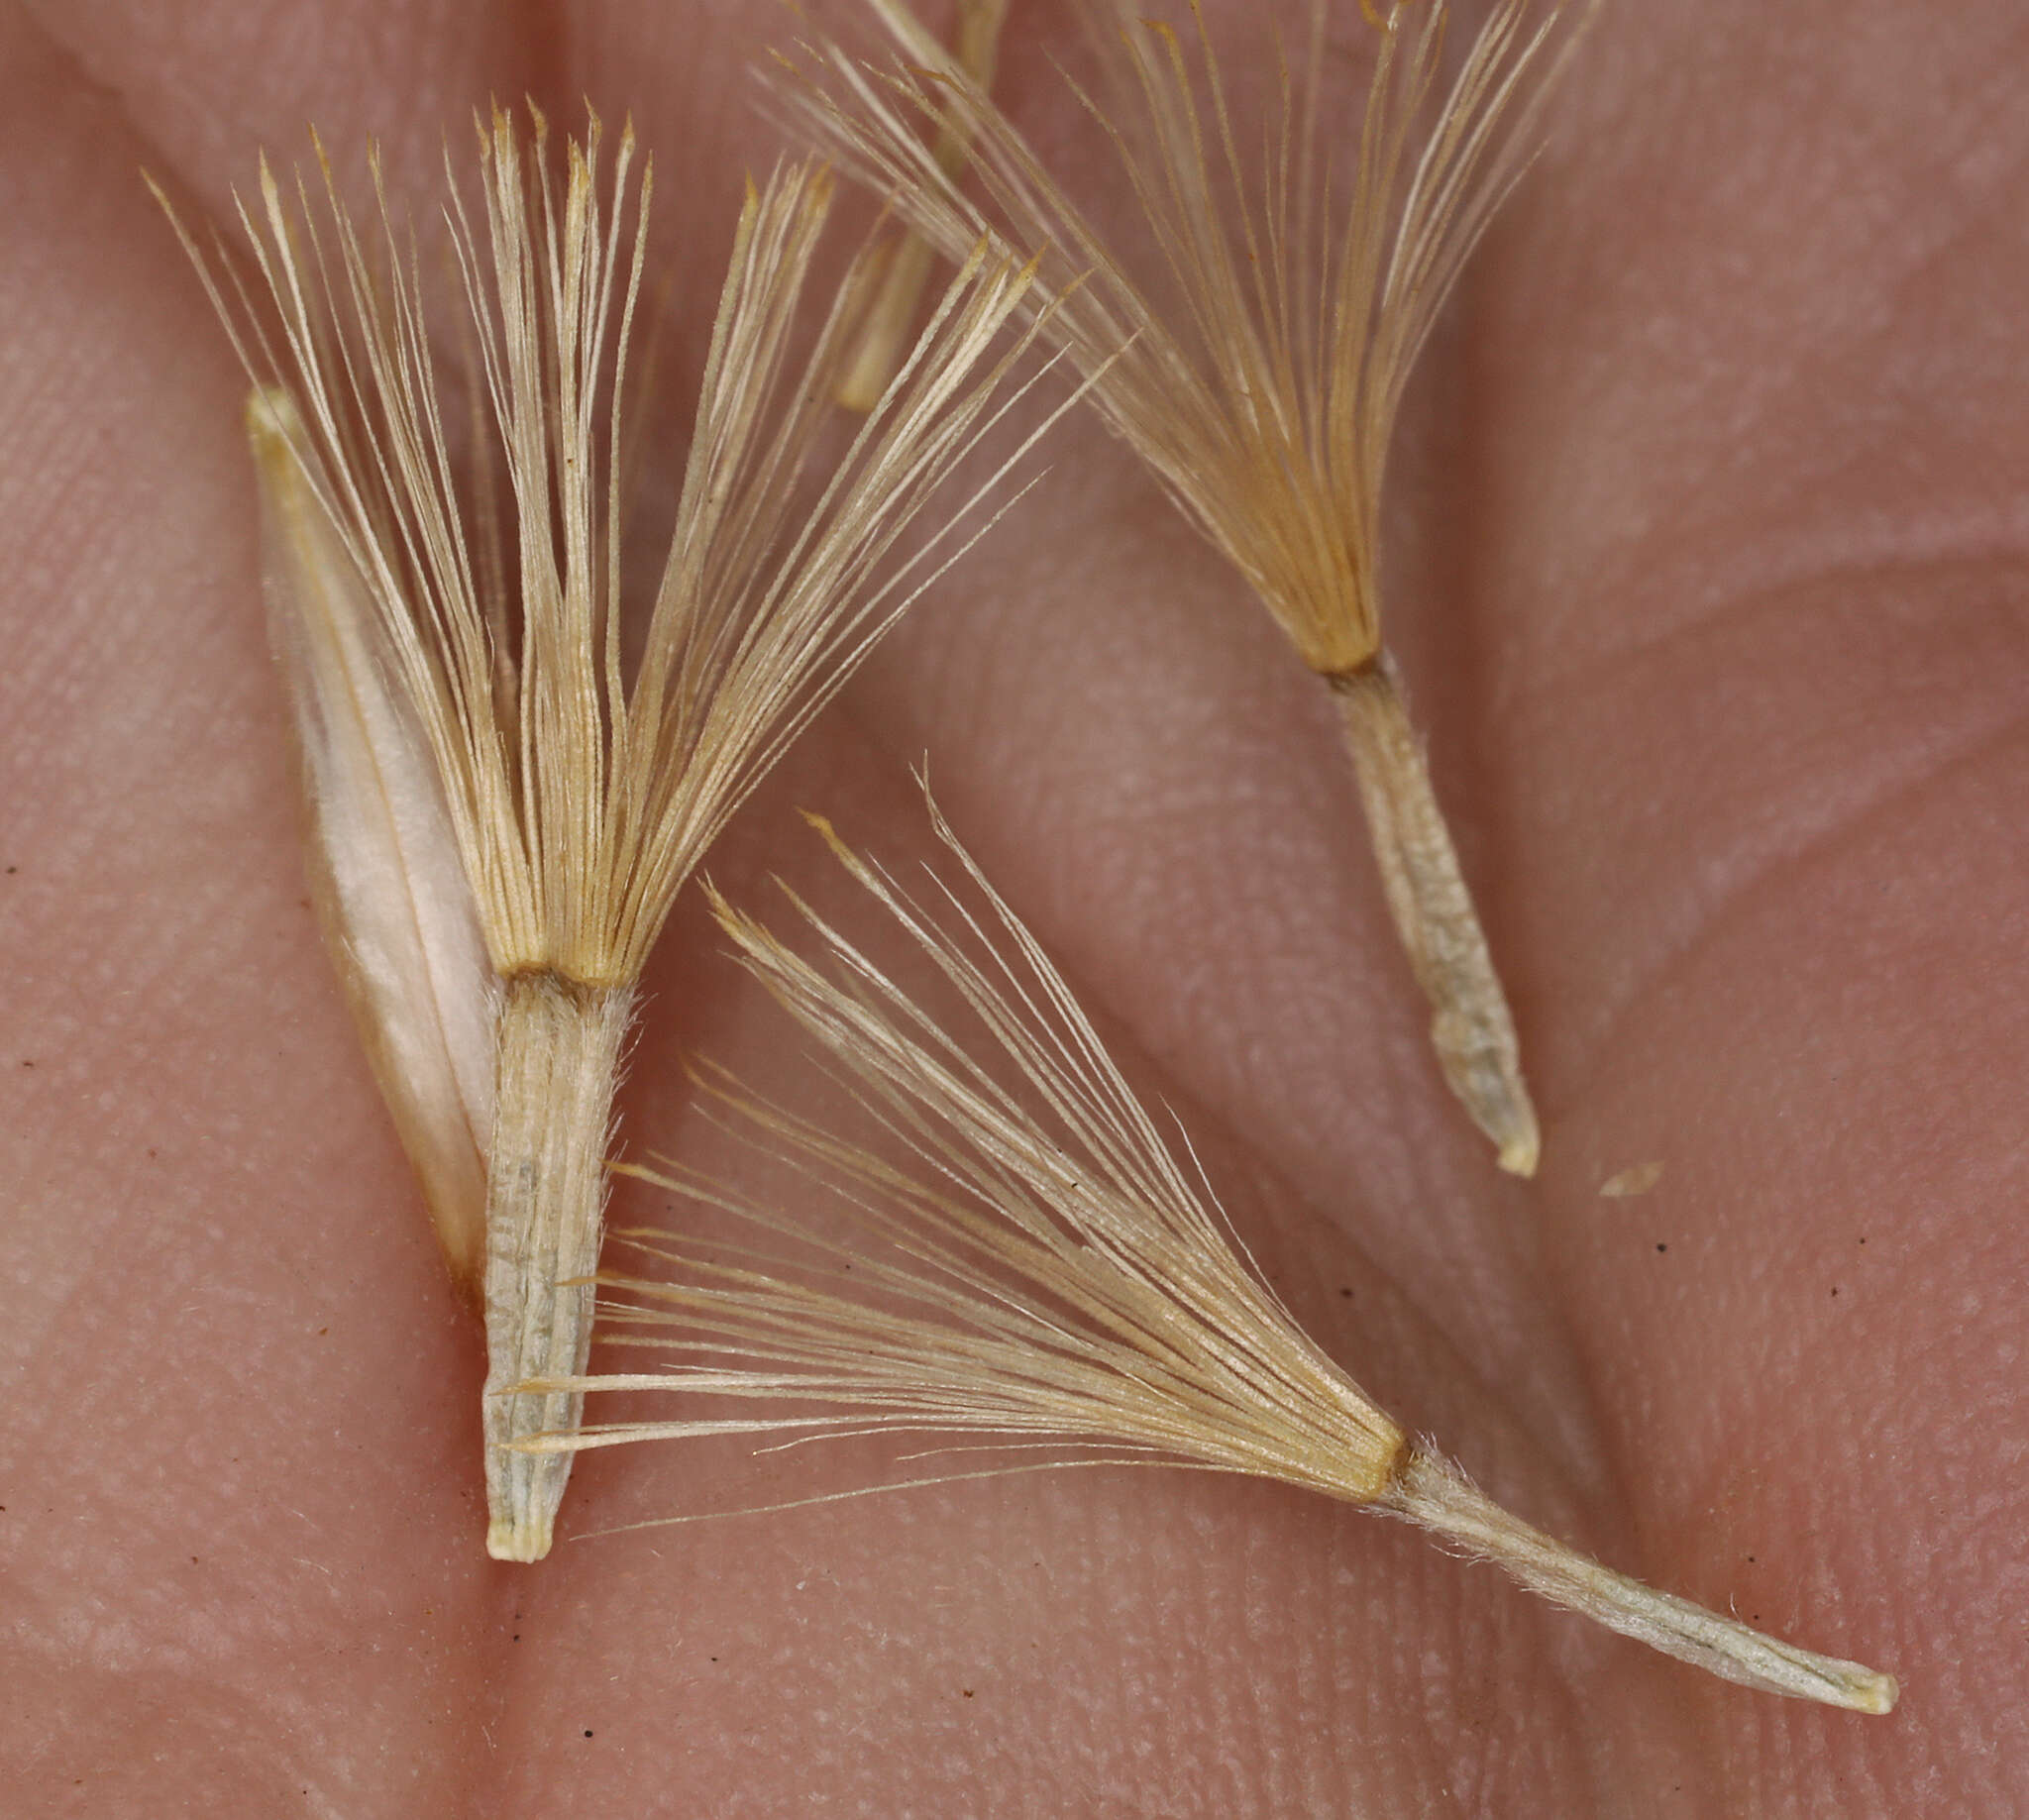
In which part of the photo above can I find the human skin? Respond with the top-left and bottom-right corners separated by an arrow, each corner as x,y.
3,0 -> 2026,1812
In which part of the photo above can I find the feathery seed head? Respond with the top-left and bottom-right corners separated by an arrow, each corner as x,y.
513,794 -> 1899,1712
156,107 -> 1082,1369
528,795 -> 1411,1502
165,106 -> 1066,993
783,0 -> 1596,676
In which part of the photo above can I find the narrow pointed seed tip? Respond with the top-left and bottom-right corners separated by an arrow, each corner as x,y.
801,811 -> 861,874
1497,1123 -> 1540,1179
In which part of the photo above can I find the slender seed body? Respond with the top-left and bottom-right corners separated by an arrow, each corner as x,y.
1379,1445 -> 1899,1714
1331,657 -> 1537,1173
481,975 -> 633,1560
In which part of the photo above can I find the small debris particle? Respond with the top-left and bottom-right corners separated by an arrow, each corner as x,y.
584,1730 -> 593,1739
962,1689 -> 974,1699
1600,1160 -> 1664,1199
1655,1243 -> 1667,1254
1338,1287 -> 1353,1299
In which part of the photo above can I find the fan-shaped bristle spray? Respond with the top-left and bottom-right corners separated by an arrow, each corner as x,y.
520,793 -> 1897,1712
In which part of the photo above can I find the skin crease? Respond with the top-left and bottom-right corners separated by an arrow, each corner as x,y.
2,0 -> 2026,1810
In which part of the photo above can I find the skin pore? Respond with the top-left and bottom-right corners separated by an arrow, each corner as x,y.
3,0 -> 2025,1812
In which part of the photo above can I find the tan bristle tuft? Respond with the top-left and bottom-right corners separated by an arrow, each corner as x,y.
512,790 -> 1894,1711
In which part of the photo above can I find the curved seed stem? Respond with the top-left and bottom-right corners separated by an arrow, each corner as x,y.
1331,654 -> 1538,1174
1379,1444 -> 1899,1713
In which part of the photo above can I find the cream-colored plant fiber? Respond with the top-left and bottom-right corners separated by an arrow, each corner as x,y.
836,0 -> 1014,409
779,0 -> 1599,1172
155,108 -> 1078,1559
520,798 -> 1895,1712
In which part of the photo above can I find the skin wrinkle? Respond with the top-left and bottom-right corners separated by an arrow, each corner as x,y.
1505,434 -> 2029,711
1465,24 -> 2029,686
1582,697 -> 2029,1117
1514,536 -> 2029,713
1518,561 -> 2029,1102
4,0 -> 2023,1811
